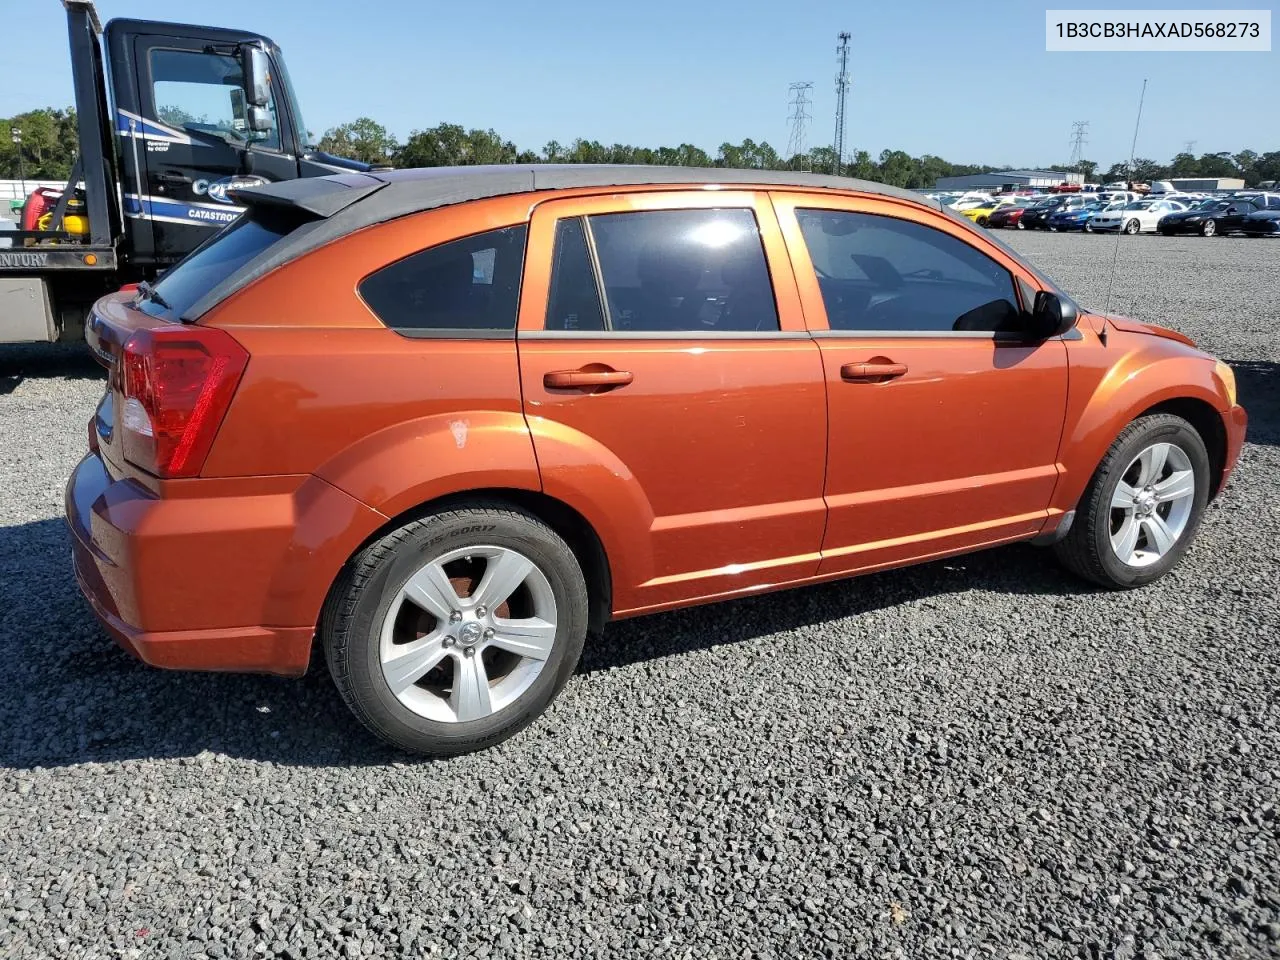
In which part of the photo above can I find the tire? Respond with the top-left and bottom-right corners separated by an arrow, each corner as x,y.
322,503 -> 590,756
1124,219 -> 1141,235
1053,413 -> 1209,589
1016,220 -> 1025,230
976,216 -> 988,227
1202,219 -> 1216,237
1084,222 -> 1094,233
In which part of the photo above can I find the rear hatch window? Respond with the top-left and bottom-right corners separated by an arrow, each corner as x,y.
138,212 -> 295,321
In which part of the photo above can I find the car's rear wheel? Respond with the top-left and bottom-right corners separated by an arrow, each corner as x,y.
976,216 -> 988,227
1084,221 -> 1094,233
1054,413 -> 1208,589
1124,219 -> 1141,235
322,503 -> 589,756
1202,219 -> 1216,237
1016,220 -> 1025,230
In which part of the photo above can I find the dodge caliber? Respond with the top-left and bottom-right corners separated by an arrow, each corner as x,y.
66,166 -> 1248,756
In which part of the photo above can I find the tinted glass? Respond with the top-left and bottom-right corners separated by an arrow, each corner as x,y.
147,214 -> 290,318
150,49 -> 280,150
545,218 -> 605,332
795,209 -> 1022,334
359,225 -> 528,335
587,209 -> 779,332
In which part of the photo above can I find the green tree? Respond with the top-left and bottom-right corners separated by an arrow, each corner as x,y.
317,117 -> 397,166
1194,151 -> 1239,178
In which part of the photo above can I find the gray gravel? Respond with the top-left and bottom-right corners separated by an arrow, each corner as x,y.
1,232 -> 1277,959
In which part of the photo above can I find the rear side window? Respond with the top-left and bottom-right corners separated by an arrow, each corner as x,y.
586,209 -> 779,333
146,214 -> 290,319
360,225 -> 528,336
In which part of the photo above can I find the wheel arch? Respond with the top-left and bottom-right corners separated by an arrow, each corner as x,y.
1053,353 -> 1231,516
322,487 -> 614,642
1138,396 -> 1228,499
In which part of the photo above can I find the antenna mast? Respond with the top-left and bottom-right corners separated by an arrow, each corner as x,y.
786,82 -> 814,168
1105,79 -> 1148,316
832,32 -> 851,176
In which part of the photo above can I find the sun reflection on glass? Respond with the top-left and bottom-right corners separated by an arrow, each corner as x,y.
687,219 -> 743,248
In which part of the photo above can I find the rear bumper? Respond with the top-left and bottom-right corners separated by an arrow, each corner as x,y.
65,452 -> 383,677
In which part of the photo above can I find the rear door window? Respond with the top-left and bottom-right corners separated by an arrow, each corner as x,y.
585,208 -> 779,333
359,225 -> 528,337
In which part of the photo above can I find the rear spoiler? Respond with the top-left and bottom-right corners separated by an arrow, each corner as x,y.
228,173 -> 387,219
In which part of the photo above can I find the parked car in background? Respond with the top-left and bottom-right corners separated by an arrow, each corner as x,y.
987,201 -> 1034,229
1047,200 -> 1120,232
1022,195 -> 1087,230
1157,197 -> 1262,236
1239,209 -> 1280,236
1090,198 -> 1189,234
64,166 -> 1247,756
959,198 -> 1019,226
948,193 -> 997,212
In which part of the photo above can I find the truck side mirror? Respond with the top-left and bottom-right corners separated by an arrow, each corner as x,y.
242,46 -> 272,108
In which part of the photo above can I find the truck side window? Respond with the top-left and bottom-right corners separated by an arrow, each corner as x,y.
149,49 -> 281,151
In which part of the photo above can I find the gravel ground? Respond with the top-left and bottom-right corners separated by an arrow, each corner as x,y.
1,232 -> 1277,960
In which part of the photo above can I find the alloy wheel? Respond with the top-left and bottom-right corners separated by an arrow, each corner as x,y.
378,545 -> 558,723
1109,442 -> 1196,567
1202,219 -> 1216,237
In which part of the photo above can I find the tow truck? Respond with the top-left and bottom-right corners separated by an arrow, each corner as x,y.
0,0 -> 364,343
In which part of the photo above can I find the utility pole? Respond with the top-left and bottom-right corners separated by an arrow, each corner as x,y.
786,82 -> 814,168
832,32 -> 851,176
10,126 -> 25,199
1068,120 -> 1089,176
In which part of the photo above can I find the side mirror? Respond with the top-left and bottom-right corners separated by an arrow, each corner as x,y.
242,46 -> 272,108
1026,290 -> 1079,340
246,104 -> 273,134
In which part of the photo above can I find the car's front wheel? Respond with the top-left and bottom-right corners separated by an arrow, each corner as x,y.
1084,221 -> 1095,233
1202,219 -> 1217,237
323,503 -> 589,756
1124,219 -> 1141,235
1054,413 -> 1209,589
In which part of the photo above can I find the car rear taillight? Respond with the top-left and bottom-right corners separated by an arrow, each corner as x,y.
118,326 -> 248,478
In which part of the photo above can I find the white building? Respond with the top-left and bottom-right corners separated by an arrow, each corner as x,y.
934,170 -> 1086,191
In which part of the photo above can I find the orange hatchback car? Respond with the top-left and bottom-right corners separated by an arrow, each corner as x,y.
67,167 -> 1247,755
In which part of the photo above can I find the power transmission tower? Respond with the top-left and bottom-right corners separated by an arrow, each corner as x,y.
786,82 -> 814,166
1068,120 -> 1089,173
832,32 -> 851,176
1182,139 -> 1197,155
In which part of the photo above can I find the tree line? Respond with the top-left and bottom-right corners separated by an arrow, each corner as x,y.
3,106 -> 1279,189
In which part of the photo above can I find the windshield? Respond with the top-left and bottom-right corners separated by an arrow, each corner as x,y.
142,214 -> 292,319
1123,201 -> 1151,210
273,47 -> 312,149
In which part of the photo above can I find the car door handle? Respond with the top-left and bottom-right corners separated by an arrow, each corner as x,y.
840,361 -> 908,382
543,368 -> 634,390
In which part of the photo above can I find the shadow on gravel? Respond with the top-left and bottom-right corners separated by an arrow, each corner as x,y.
0,514 -> 1080,770
1231,359 -> 1278,447
0,343 -> 104,395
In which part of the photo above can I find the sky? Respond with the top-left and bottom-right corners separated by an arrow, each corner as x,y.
2,0 -> 1276,169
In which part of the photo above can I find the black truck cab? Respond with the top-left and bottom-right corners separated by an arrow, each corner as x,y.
106,16 -> 359,266
0,0 -> 363,342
